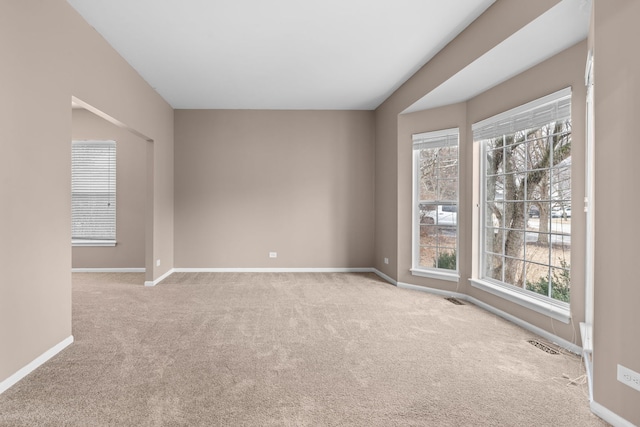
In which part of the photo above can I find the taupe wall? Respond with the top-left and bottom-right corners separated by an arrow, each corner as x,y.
1,2 -> 72,388
1,0 -> 173,385
71,109 -> 146,269
174,110 -> 375,268
592,0 -> 640,424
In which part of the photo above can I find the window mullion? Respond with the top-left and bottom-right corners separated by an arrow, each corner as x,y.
412,129 -> 459,277
474,90 -> 572,305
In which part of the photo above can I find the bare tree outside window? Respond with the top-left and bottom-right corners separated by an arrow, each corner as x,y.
481,120 -> 571,302
413,130 -> 459,272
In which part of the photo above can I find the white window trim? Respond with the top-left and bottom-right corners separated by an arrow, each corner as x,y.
469,278 -> 571,323
412,128 -> 459,279
72,239 -> 117,247
411,268 -> 459,282
472,88 -> 573,318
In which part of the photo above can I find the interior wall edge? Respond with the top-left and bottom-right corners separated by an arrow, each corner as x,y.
0,336 -> 74,395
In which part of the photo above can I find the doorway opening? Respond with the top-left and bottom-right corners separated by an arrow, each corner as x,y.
71,96 -> 155,284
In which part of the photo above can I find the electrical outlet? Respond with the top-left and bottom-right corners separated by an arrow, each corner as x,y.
617,364 -> 640,392
269,252 -> 277,258
156,259 -> 161,267
384,258 -> 389,265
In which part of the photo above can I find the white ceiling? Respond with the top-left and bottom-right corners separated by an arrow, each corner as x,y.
66,0 -> 590,111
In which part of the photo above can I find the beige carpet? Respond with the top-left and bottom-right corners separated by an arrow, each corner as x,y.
0,272 -> 606,426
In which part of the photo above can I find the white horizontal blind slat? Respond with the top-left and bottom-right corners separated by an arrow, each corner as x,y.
71,140 -> 116,241
413,127 -> 459,151
472,88 -> 571,141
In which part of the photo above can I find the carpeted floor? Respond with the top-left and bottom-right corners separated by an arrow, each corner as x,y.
0,272 -> 606,426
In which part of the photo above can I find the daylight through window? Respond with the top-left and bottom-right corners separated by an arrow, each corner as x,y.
71,140 -> 116,244
412,128 -> 459,277
473,88 -> 571,304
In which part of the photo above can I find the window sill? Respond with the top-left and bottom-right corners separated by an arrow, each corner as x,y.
411,268 -> 459,282
72,240 -> 116,247
469,278 -> 571,323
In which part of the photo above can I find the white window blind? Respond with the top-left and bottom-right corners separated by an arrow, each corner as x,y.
412,127 -> 459,150
72,140 -> 116,242
472,87 -> 571,140
412,128 -> 459,277
471,87 -> 573,313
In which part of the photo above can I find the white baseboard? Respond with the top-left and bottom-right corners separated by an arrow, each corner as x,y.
144,268 -> 175,287
172,267 -> 374,273
0,335 -> 74,395
590,401 -> 637,427
72,268 -> 145,273
372,269 -> 397,285
398,280 -> 468,300
376,277 -> 583,356
146,267 -> 378,286
465,295 -> 582,355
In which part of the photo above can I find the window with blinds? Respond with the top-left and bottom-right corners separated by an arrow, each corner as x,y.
71,140 -> 116,244
473,87 -> 572,306
473,88 -> 571,140
412,128 -> 459,279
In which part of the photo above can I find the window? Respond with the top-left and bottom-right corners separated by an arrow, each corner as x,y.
71,140 -> 116,246
412,128 -> 459,280
472,88 -> 572,318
